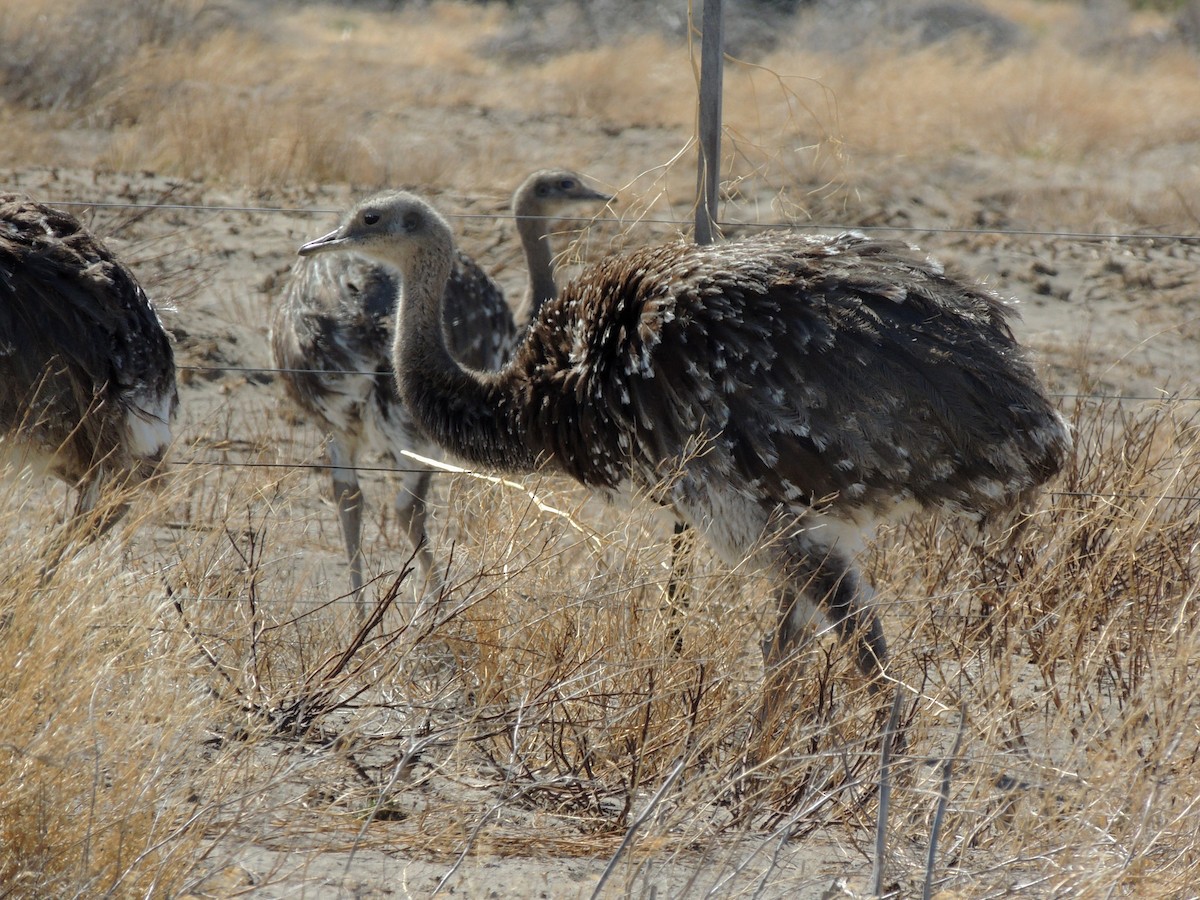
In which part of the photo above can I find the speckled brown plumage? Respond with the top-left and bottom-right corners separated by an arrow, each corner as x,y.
0,194 -> 178,526
297,191 -> 1070,695
518,232 -> 1066,518
274,171 -> 608,605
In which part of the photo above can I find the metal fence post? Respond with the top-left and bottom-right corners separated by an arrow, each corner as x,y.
695,0 -> 724,246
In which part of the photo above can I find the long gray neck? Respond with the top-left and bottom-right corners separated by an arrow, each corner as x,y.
512,207 -> 558,329
391,243 -> 538,474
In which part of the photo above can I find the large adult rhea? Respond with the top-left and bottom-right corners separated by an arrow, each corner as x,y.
0,194 -> 178,532
273,171 -> 609,603
297,190 -> 1070,694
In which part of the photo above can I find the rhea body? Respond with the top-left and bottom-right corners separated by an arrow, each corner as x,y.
272,171 -> 610,603
297,190 -> 1070,693
0,194 -> 178,530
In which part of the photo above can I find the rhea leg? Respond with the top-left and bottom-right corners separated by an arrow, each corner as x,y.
760,539 -> 888,729
327,439 -> 366,615
393,466 -> 436,594
72,470 -> 130,537
665,519 -> 695,653
41,471 -> 128,579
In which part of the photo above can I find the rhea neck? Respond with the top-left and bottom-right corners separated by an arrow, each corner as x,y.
389,231 -> 454,356
513,199 -> 559,328
386,230 -> 536,474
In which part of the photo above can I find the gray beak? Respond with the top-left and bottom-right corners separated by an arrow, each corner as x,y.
297,227 -> 347,257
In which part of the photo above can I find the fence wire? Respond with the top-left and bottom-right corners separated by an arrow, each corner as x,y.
42,196 -> 1200,245
177,363 -> 1200,405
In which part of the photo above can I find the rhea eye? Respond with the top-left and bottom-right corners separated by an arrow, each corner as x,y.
363,212 -> 380,226
560,179 -> 576,190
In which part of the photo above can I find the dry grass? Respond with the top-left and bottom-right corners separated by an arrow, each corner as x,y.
873,396 -> 1200,895
738,42 -> 1200,163
0,478 -> 208,898
4,0 -> 1199,226
409,393 -> 1200,897
6,389 -> 1200,895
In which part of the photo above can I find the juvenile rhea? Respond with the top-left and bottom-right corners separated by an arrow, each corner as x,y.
272,171 -> 609,606
0,194 -> 178,533
296,190 -> 1070,704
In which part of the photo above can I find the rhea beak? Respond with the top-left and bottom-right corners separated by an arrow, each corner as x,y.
298,228 -> 347,257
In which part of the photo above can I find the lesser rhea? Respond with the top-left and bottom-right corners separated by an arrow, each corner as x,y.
297,190 -> 1070,704
272,171 -> 609,608
0,194 -> 177,533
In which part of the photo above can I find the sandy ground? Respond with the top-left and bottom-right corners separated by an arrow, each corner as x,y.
4,66 -> 1200,899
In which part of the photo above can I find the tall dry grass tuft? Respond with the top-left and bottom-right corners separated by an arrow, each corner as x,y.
863,395 -> 1200,894
0,0 -> 234,114
0,477 -> 209,897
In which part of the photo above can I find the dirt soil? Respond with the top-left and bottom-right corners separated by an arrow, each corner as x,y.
3,101 -> 1199,898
